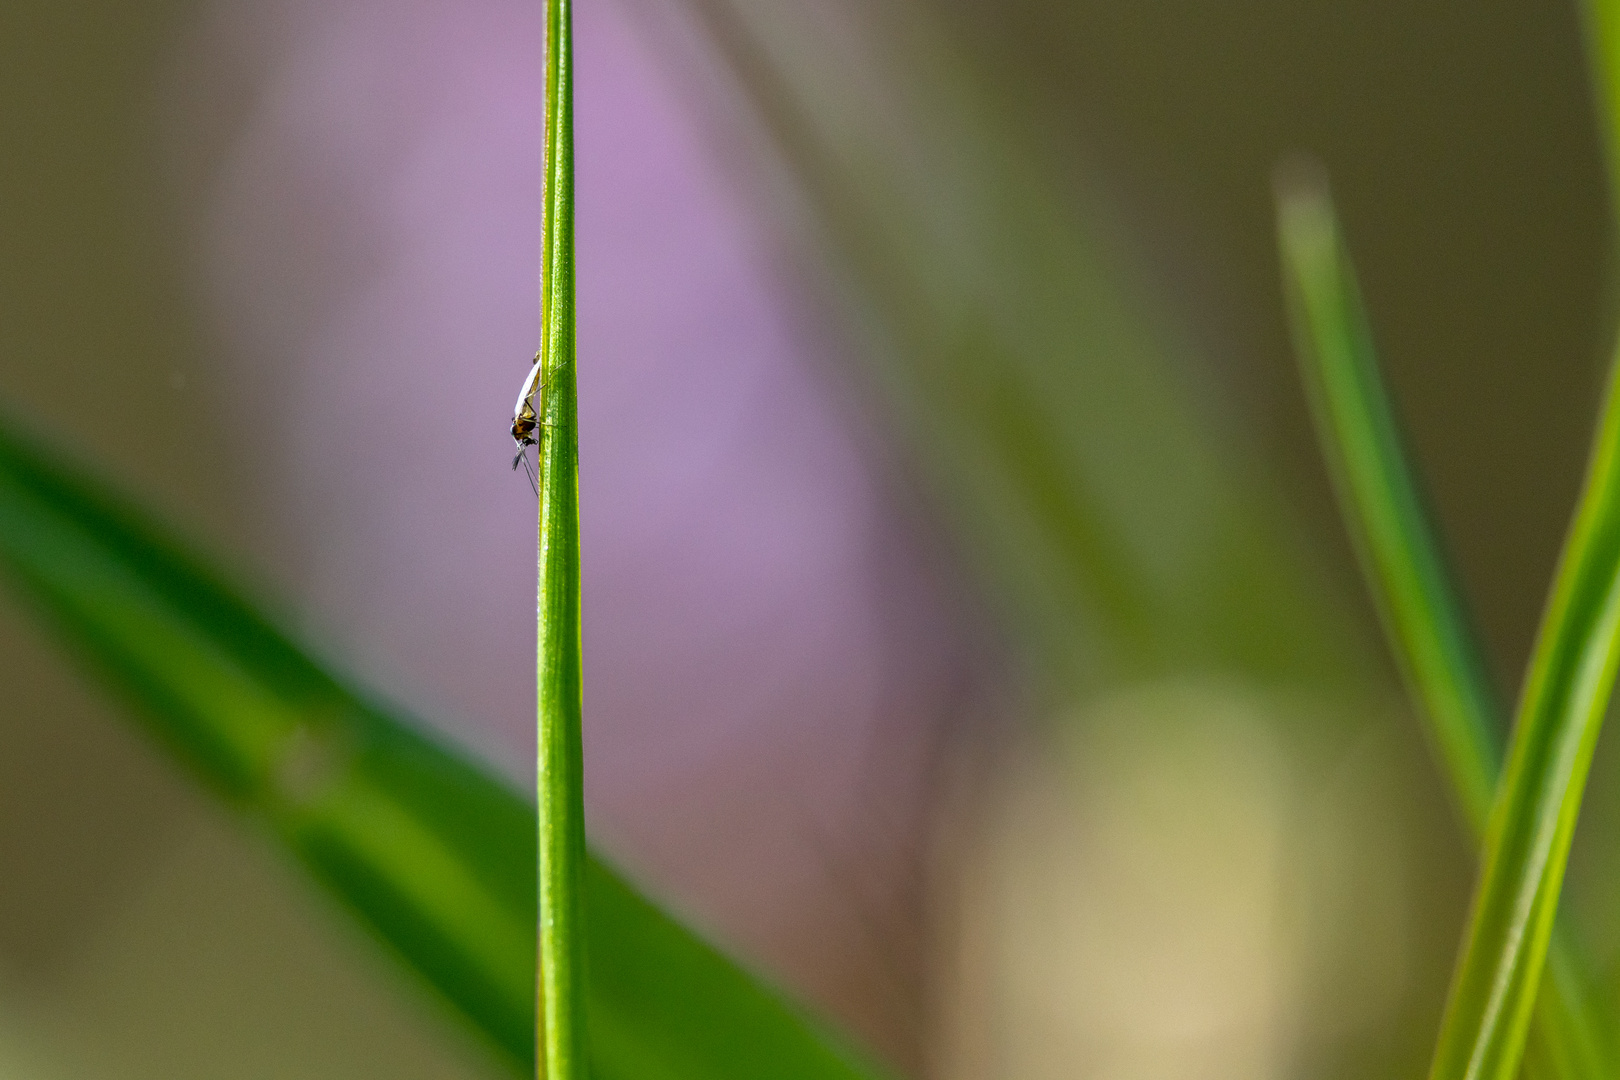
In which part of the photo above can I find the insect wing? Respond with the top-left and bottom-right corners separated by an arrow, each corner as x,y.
512,354 -> 545,422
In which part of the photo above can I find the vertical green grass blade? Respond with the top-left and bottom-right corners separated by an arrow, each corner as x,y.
1277,173 -> 1611,1080
1417,337 -> 1620,1080
0,417 -> 890,1080
536,0 -> 587,1077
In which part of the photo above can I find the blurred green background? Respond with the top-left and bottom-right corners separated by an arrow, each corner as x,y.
0,3 -> 510,1075
1,0 -> 1615,1078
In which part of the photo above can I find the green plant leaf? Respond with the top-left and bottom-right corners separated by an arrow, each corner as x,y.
1277,171 -> 1612,1080
535,0 -> 588,1077
1277,170 -> 1500,830
1401,279 -> 1620,1080
0,415 -> 891,1080
1581,0 -> 1620,215
1423,348 -> 1620,1080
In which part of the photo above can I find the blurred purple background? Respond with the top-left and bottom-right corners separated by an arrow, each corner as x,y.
188,0 -> 971,1059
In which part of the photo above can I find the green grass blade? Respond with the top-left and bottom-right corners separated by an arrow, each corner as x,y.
1276,172 -> 1500,829
1277,173 -> 1612,1080
0,417 -> 890,1080
536,0 -> 588,1077
1580,0 -> 1620,215
1416,340 -> 1620,1080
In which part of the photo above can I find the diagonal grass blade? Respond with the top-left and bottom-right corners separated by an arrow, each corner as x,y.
1276,171 -> 1612,1080
1580,0 -> 1620,217
1413,300 -> 1620,1080
0,416 -> 890,1080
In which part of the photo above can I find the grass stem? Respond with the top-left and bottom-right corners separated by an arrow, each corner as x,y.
536,0 -> 587,1075
1277,171 -> 1613,1080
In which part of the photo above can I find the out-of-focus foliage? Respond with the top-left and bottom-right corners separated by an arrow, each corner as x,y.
667,4 -> 1620,1080
1583,0 -> 1620,211
0,417 -> 890,1080
1279,173 -> 1502,831
677,0 -> 1377,695
1279,177 -> 1612,1080
658,6 -> 1434,1078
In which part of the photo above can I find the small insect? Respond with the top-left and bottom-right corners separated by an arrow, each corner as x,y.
511,350 -> 545,493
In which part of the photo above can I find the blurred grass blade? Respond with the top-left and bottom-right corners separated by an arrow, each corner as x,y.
1581,0 -> 1620,213
1277,169 -> 1500,828
536,0 -> 588,1077
1277,171 -> 1612,1080
0,418 -> 890,1080
1416,341 -> 1620,1079
676,0 -> 1372,694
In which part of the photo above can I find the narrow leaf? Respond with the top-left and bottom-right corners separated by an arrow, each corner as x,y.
1277,171 -> 1611,1080
1581,0 -> 1620,216
1416,318 -> 1620,1080
0,416 -> 890,1080
1278,170 -> 1500,828
535,0 -> 588,1077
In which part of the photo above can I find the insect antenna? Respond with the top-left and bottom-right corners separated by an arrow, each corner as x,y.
520,444 -> 539,496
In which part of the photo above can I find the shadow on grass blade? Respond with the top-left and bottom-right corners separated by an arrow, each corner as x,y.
0,417 -> 890,1080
